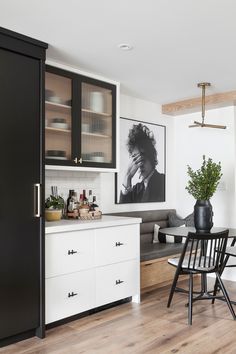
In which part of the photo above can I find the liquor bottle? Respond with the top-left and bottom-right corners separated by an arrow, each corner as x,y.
83,189 -> 88,205
90,196 -> 99,211
79,193 -> 84,207
67,190 -> 78,218
88,190 -> 93,205
67,190 -> 74,213
79,191 -> 89,218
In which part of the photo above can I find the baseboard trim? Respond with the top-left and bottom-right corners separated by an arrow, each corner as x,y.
46,297 -> 131,330
0,329 -> 36,348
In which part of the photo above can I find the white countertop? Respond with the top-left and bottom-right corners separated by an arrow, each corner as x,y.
45,215 -> 142,234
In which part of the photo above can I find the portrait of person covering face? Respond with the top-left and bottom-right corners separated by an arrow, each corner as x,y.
116,118 -> 166,204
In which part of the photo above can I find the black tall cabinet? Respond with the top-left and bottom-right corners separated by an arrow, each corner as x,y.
0,28 -> 47,345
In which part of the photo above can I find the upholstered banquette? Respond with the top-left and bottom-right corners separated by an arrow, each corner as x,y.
107,209 -> 188,291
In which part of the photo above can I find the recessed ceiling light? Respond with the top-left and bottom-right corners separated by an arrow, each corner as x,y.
118,43 -> 133,51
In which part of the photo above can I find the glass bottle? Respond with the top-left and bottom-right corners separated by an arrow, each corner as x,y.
67,191 -> 78,217
79,193 -> 84,207
83,189 -> 88,205
67,190 -> 74,213
90,196 -> 99,211
88,190 -> 93,205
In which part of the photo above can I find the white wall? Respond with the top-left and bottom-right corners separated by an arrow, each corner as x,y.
45,170 -> 101,203
174,106 -> 235,228
100,94 -> 176,213
174,106 -> 236,281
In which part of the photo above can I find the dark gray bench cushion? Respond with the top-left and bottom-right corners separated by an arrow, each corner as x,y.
141,242 -> 184,262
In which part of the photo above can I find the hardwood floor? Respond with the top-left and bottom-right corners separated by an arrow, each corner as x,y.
2,277 -> 236,354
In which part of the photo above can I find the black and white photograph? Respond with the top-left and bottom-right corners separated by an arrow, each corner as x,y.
116,117 -> 166,204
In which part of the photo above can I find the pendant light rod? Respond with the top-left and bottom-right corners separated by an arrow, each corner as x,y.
189,82 -> 226,129
197,82 -> 211,125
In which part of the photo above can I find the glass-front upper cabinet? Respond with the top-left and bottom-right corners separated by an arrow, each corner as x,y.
45,67 -> 74,164
80,79 -> 115,166
45,66 -> 116,169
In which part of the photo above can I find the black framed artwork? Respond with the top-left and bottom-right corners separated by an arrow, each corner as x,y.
115,117 -> 166,204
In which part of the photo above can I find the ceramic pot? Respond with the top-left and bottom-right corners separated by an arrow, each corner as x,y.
194,200 -> 213,232
45,209 -> 62,222
90,91 -> 104,113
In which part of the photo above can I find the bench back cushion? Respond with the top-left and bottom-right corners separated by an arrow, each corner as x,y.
107,209 -> 176,244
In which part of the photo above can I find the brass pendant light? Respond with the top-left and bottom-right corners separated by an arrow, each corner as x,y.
189,82 -> 227,129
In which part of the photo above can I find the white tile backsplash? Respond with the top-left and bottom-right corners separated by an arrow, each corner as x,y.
45,170 -> 101,204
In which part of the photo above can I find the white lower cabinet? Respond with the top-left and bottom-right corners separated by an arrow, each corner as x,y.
46,230 -> 94,278
96,260 -> 139,307
46,269 -> 95,324
95,225 -> 139,266
45,218 -> 140,324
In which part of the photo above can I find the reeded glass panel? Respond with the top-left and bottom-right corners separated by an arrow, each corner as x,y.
45,72 -> 72,161
81,83 -> 112,164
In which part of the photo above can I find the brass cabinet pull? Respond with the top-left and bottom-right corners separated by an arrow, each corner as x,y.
73,157 -> 82,164
34,183 -> 41,218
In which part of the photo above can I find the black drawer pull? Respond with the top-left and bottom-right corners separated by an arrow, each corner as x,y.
115,242 -> 124,247
68,250 -> 78,255
68,291 -> 78,298
116,279 -> 124,285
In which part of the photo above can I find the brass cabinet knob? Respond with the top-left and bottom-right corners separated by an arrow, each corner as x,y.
73,157 -> 82,164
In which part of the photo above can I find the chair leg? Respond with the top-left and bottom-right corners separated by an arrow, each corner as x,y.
215,272 -> 236,320
167,267 -> 180,308
212,278 -> 219,305
220,254 -> 230,276
188,274 -> 193,325
212,254 -> 230,304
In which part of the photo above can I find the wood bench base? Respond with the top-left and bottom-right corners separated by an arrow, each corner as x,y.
141,254 -> 187,291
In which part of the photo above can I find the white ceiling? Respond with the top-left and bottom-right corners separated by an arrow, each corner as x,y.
1,0 -> 236,104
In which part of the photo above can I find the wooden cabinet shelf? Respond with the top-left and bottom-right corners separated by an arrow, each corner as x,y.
45,101 -> 71,113
82,108 -> 111,117
46,127 -> 71,134
81,132 -> 111,139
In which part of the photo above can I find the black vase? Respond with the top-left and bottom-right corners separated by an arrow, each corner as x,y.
194,200 -> 213,233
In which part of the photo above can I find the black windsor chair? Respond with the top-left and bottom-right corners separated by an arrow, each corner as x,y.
212,237 -> 236,305
167,230 -> 236,325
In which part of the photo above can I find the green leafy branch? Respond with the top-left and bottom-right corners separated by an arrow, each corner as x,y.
185,155 -> 222,200
45,195 -> 65,210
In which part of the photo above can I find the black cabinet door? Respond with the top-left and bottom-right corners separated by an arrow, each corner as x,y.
78,75 -> 116,168
45,65 -> 78,166
0,48 -> 41,339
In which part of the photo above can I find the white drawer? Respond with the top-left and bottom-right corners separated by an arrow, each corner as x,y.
95,260 -> 139,307
95,224 -> 139,266
46,269 -> 95,324
46,230 -> 94,278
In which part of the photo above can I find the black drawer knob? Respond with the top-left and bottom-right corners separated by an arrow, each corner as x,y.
68,291 -> 78,298
116,279 -> 124,285
68,250 -> 78,255
115,242 -> 124,247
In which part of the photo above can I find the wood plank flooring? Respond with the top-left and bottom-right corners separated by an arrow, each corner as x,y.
2,277 -> 236,354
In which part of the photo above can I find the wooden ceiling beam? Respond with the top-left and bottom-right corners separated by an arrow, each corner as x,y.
162,90 -> 236,116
